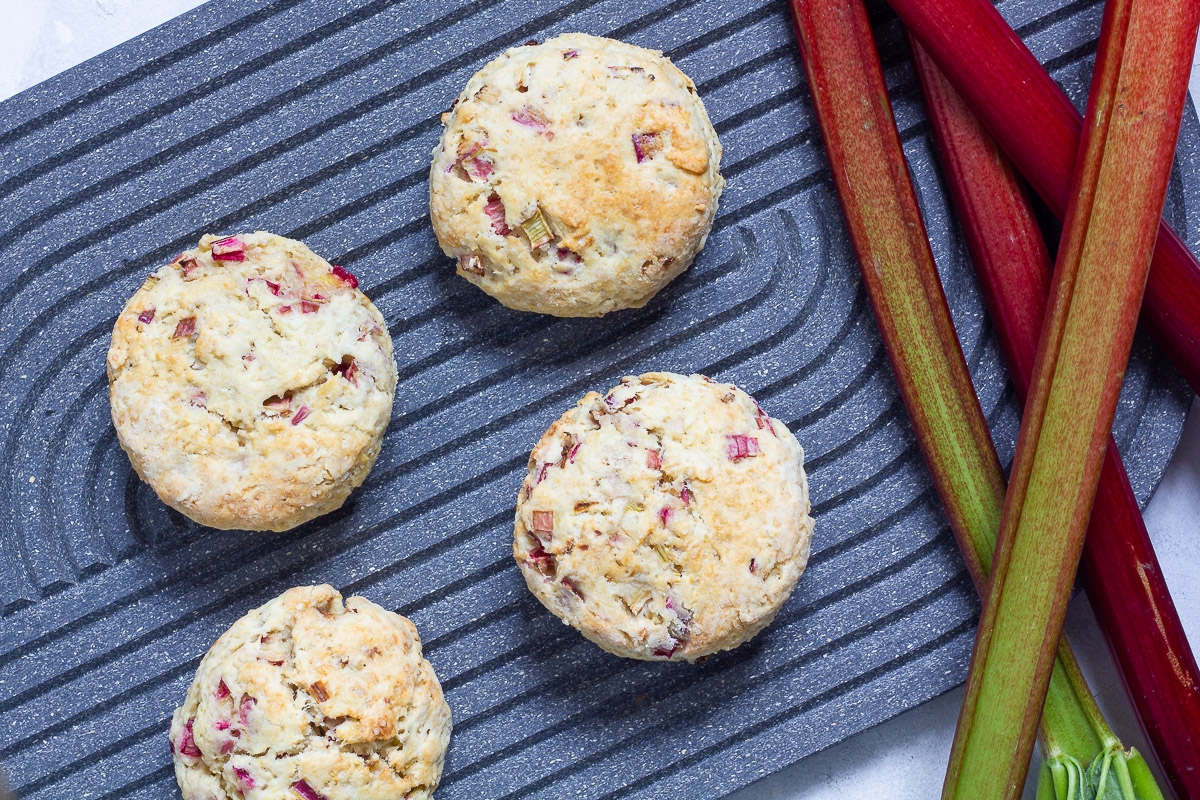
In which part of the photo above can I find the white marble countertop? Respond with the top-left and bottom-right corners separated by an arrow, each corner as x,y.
1,2 -> 1198,798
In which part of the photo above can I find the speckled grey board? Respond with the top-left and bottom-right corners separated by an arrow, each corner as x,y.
0,0 -> 1193,798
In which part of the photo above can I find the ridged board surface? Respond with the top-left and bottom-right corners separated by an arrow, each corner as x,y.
0,0 -> 1194,797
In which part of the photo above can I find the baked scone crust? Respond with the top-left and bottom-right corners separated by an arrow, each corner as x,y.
170,585 -> 451,800
430,33 -> 724,317
107,232 -> 396,531
514,373 -> 814,661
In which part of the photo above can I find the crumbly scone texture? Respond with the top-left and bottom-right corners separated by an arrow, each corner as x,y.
514,372 -> 813,661
430,32 -> 724,317
107,232 -> 396,532
170,585 -> 452,800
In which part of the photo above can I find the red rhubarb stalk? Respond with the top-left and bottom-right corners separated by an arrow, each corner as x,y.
940,0 -> 1200,796
888,0 -> 1200,398
914,41 -> 1200,798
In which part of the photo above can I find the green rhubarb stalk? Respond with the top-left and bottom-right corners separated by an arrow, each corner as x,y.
942,0 -> 1200,797
785,0 -> 1125,786
912,40 -> 1194,800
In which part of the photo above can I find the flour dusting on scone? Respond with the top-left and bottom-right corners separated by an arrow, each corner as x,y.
430,33 -> 724,317
514,373 -> 814,661
170,585 -> 451,800
107,232 -> 396,531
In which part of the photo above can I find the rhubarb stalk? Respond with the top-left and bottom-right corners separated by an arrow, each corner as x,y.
914,41 -> 1200,799
940,0 -> 1200,796
788,0 -> 1118,781
887,0 -> 1200,399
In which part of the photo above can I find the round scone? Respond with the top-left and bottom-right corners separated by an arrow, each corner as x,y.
169,585 -> 452,800
514,373 -> 813,661
107,232 -> 396,531
430,32 -> 724,317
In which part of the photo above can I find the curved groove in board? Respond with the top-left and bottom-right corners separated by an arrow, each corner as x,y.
2,318 -> 117,595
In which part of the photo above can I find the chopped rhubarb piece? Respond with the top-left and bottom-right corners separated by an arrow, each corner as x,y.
536,463 -> 550,484
531,510 -> 554,534
563,49 -> 579,59
211,236 -> 246,262
556,246 -> 581,265
333,358 -> 358,386
278,304 -> 293,314
658,506 -> 672,526
465,155 -> 494,182
561,577 -> 583,598
652,643 -> 678,659
239,695 -> 257,724
330,265 -> 358,288
263,395 -> 290,412
511,106 -> 552,136
137,308 -> 155,324
190,392 -> 207,408
233,767 -> 255,791
632,133 -> 661,162
250,277 -> 281,295
647,449 -> 661,470
214,719 -> 230,730
752,401 -> 777,436
521,209 -> 553,249
309,681 -> 329,703
568,442 -> 581,463
725,434 -> 761,461
680,485 -> 692,505
179,719 -> 202,758
458,254 -> 484,275
292,779 -> 328,800
177,256 -> 201,278
749,558 -> 758,575
291,406 -> 311,426
459,139 -> 486,160
527,544 -> 556,575
220,739 -> 235,755
300,300 -> 320,314
485,195 -> 511,235
172,317 -> 196,339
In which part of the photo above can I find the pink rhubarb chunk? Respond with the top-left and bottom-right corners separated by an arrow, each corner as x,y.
725,434 -> 761,461
211,236 -> 246,261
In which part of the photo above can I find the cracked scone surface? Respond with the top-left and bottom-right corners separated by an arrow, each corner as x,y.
107,232 -> 396,532
514,372 -> 813,661
170,585 -> 451,800
430,32 -> 724,317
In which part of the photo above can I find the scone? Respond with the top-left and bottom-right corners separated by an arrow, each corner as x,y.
514,373 -> 814,661
169,585 -> 451,800
107,232 -> 396,532
429,33 -> 724,317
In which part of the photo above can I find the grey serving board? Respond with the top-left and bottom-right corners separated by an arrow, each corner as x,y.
0,0 -> 1194,798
